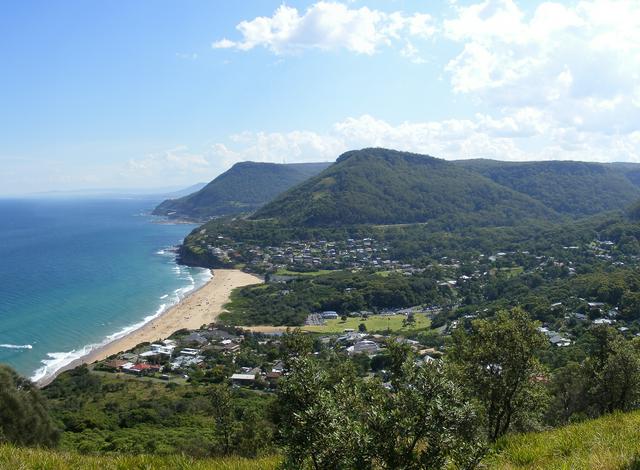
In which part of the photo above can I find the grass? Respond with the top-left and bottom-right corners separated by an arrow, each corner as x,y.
6,410 -> 640,469
302,313 -> 430,334
488,410 -> 640,469
0,444 -> 280,470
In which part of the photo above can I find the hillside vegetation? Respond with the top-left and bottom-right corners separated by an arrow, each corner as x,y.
456,159 -> 640,216
489,410 -> 640,469
253,148 -> 557,227
153,162 -> 330,219
0,444 -> 279,470
4,411 -> 640,469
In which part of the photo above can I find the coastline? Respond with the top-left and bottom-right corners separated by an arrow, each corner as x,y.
36,268 -> 262,387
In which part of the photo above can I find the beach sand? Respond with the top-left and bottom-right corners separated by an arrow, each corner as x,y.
37,268 -> 262,387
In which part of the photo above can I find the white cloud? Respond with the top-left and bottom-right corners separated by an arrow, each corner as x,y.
175,52 -> 199,60
211,130 -> 345,168
125,146 -> 211,178
208,113 -> 640,167
211,2 -> 435,58
443,0 -> 640,135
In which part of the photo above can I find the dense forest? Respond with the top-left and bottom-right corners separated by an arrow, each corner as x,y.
455,159 -> 640,216
252,148 -> 557,227
153,161 -> 330,219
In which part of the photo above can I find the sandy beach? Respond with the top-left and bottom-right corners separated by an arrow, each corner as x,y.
37,268 -> 262,387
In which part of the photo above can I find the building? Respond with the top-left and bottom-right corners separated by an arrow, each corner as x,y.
347,340 -> 380,355
230,373 -> 256,386
322,311 -> 339,320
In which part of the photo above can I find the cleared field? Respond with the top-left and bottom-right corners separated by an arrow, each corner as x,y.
302,313 -> 430,333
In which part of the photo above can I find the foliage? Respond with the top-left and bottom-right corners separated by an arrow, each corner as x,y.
449,309 -> 549,440
43,367 -> 275,458
222,270 -> 445,326
275,338 -> 485,469
547,327 -> 640,424
0,365 -> 59,447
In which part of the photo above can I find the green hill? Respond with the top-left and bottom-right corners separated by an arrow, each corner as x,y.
455,159 -> 640,216
153,162 -> 330,220
252,148 -> 558,228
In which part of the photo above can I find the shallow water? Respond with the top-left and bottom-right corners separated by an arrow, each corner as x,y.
0,198 -> 208,381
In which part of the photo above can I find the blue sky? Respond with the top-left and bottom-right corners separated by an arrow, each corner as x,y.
1,0 -> 639,195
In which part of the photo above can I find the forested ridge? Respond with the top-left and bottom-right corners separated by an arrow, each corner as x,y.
153,161 -> 330,219
253,148 -> 557,227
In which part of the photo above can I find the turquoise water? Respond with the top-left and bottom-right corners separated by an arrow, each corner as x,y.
0,198 -> 209,381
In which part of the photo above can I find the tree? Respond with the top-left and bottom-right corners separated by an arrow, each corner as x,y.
276,333 -> 484,469
546,362 -> 589,425
209,384 -> 237,455
368,342 -> 486,469
584,326 -> 640,415
449,308 -> 548,440
403,312 -> 416,327
0,365 -> 59,447
358,322 -> 367,333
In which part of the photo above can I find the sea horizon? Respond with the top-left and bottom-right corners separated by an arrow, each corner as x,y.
0,197 -> 210,381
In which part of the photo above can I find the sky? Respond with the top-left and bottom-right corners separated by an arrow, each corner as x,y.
1,0 -> 639,195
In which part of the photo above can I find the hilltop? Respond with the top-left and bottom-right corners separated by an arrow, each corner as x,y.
153,161 -> 330,220
455,159 -> 640,216
252,148 -> 557,228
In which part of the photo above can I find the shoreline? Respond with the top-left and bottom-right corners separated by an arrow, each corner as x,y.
36,268 -> 262,387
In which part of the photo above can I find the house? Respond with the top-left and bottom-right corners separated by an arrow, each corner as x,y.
348,340 -> 380,355
184,332 -> 208,346
322,311 -> 339,320
594,318 -> 614,325
230,373 -> 256,386
150,343 -> 174,356
549,335 -> 572,347
424,355 -> 437,363
139,350 -> 164,363
179,348 -> 200,357
219,339 -> 241,353
124,363 -> 160,375
170,355 -> 204,369
103,359 -> 128,370
266,371 -> 283,387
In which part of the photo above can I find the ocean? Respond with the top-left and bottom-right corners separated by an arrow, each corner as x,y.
0,198 -> 210,382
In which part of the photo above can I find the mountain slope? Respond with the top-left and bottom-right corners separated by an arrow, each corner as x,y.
252,148 -> 558,228
455,159 -> 640,216
153,162 -> 330,219
609,162 -> 640,188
